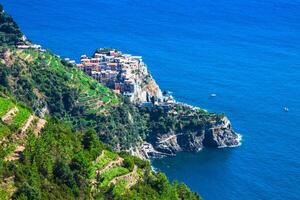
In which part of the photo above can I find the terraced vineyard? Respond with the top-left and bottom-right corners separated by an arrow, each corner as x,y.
0,47 -> 147,149
15,49 -> 120,117
0,97 -> 14,117
99,166 -> 129,187
0,96 -> 46,162
10,106 -> 31,128
90,150 -> 140,195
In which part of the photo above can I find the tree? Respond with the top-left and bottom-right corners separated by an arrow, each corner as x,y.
0,67 -> 9,87
14,183 -> 40,200
82,129 -> 97,150
53,159 -> 76,188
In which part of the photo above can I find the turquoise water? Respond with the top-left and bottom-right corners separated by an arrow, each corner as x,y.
2,0 -> 300,199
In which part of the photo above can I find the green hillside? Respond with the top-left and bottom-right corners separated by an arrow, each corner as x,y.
0,95 -> 200,200
0,95 -> 41,163
0,6 -> 22,46
0,47 -> 147,149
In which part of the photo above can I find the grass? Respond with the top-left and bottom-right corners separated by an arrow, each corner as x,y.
96,150 -> 118,169
102,96 -> 110,103
90,150 -> 118,178
0,143 -> 16,160
11,106 -> 31,128
0,189 -> 10,200
0,123 -> 11,141
112,180 -> 127,196
0,97 -> 14,118
99,167 -> 129,187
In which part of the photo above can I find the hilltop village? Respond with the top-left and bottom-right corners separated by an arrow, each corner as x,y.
73,48 -> 175,106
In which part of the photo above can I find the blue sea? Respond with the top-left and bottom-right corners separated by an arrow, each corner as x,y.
2,0 -> 300,199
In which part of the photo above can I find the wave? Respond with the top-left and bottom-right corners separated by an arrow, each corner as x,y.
218,133 -> 243,149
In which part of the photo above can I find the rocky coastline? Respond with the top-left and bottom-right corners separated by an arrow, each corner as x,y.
131,116 -> 241,160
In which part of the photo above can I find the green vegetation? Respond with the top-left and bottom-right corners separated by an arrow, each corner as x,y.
99,166 -> 129,187
0,96 -> 33,162
11,105 -> 30,128
139,104 -> 218,144
0,117 -> 200,199
0,142 -> 16,160
0,97 -> 13,117
0,47 -> 148,149
0,6 -> 22,46
112,180 -> 127,196
0,96 -> 200,199
0,123 -> 11,140
96,150 -> 117,169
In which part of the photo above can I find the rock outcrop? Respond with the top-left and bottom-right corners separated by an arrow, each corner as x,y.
133,116 -> 241,160
129,62 -> 163,103
203,117 -> 241,148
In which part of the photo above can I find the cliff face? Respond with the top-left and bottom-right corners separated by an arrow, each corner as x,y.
133,116 -> 240,159
129,62 -> 162,103
203,117 -> 241,148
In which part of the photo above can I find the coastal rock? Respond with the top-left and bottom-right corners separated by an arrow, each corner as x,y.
139,116 -> 240,159
130,64 -> 163,103
203,117 -> 240,147
130,142 -> 173,160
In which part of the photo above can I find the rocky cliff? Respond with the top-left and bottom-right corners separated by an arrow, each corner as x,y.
132,115 -> 241,159
130,62 -> 163,103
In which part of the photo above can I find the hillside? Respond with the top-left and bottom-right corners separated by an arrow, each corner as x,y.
0,47 -> 148,149
0,94 -> 200,200
0,5 -> 22,46
0,95 -> 46,163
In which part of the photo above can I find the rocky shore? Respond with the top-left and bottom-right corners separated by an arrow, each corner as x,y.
131,116 -> 241,160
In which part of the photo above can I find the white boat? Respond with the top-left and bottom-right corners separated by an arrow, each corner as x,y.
284,107 -> 289,112
210,93 -> 217,97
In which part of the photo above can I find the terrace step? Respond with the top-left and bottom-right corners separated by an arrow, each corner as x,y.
0,137 -> 8,146
4,145 -> 25,162
20,115 -> 34,134
33,118 -> 47,136
3,113 -> 46,162
109,165 -> 138,188
1,107 -> 19,124
0,176 -> 16,199
97,157 -> 124,175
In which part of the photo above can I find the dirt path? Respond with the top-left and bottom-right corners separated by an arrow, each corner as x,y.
4,116 -> 46,162
4,145 -> 25,162
97,157 -> 124,175
33,118 -> 47,136
24,54 -> 32,62
21,115 -> 34,134
158,133 -> 184,144
1,107 -> 18,123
